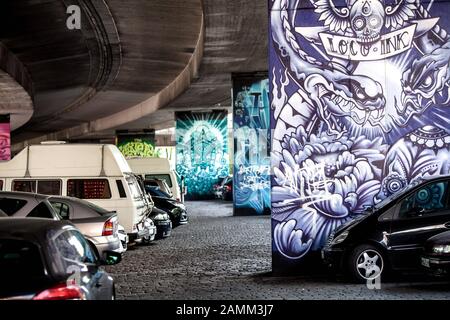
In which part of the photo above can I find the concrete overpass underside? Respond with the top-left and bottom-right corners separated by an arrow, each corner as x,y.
0,0 -> 267,152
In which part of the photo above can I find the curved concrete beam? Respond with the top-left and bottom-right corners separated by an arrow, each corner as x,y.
0,69 -> 33,130
0,43 -> 34,130
11,9 -> 204,152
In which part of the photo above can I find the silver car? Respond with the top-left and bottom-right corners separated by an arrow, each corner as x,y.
0,192 -> 60,220
48,196 -> 127,256
0,192 -> 125,258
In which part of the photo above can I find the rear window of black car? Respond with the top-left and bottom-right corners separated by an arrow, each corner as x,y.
0,198 -> 27,216
0,239 -> 47,295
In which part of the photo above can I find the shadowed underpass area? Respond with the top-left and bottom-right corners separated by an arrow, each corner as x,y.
106,201 -> 450,300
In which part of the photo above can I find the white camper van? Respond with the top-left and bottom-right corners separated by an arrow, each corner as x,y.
127,157 -> 183,202
0,142 -> 155,242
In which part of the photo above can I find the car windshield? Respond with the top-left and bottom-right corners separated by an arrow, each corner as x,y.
373,181 -> 422,210
145,186 -> 171,198
144,174 -> 173,187
0,238 -> 48,297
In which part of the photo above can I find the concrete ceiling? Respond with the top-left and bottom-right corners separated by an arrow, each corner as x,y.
1,0 -> 268,151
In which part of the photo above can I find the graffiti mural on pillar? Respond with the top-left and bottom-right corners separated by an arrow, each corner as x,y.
0,115 -> 10,161
269,0 -> 450,269
116,130 -> 156,158
233,74 -> 271,215
176,111 -> 229,200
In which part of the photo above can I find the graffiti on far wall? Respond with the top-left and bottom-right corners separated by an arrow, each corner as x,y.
270,0 -> 450,269
116,131 -> 157,158
0,115 -> 10,161
233,74 -> 271,215
176,111 -> 229,200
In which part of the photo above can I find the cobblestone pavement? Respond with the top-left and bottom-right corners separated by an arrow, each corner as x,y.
106,200 -> 450,300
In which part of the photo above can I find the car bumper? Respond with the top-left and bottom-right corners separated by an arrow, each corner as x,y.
91,237 -> 123,257
179,212 -> 188,225
421,255 -> 450,275
154,220 -> 172,238
321,246 -> 345,270
118,232 -> 129,251
128,224 -> 157,243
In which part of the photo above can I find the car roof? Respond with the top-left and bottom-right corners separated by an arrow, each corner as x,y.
423,174 -> 450,181
0,218 -> 73,242
0,191 -> 49,201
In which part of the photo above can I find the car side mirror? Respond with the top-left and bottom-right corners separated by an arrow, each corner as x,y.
101,251 -> 122,266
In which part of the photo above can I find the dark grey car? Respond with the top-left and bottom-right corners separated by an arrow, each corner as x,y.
0,218 -> 120,300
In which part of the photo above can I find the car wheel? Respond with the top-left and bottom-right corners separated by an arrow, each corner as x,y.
347,244 -> 385,283
141,236 -> 152,245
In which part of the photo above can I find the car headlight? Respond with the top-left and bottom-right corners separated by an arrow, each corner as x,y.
432,244 -> 450,254
331,231 -> 349,245
153,214 -> 168,221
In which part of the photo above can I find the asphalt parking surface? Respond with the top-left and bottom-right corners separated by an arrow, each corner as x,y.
106,200 -> 450,300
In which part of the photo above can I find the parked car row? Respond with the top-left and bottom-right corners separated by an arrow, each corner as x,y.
0,143 -> 190,299
322,174 -> 450,282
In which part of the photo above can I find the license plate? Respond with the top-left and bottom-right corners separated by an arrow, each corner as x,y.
421,257 -> 430,268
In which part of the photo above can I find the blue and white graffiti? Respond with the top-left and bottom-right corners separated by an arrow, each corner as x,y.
233,76 -> 271,215
270,0 -> 450,266
176,111 -> 230,200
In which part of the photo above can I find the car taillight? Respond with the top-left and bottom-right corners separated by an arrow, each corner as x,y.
225,185 -> 231,191
33,283 -> 84,300
102,219 -> 114,236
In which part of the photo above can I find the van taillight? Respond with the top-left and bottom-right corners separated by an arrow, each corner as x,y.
33,283 -> 84,300
102,219 -> 114,236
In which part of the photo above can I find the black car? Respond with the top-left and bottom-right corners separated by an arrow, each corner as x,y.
421,231 -> 450,276
0,218 -> 121,300
149,206 -> 172,239
145,185 -> 188,226
221,177 -> 233,201
322,175 -> 450,283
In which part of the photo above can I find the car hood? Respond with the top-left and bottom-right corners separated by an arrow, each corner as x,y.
153,197 -> 185,208
426,230 -> 450,245
334,212 -> 371,234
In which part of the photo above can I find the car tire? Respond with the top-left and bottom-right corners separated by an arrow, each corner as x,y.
141,236 -> 152,245
347,244 -> 385,284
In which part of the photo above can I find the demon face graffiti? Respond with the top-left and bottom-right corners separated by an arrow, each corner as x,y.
270,0 -> 450,269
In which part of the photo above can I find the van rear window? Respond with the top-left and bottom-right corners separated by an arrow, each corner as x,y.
67,179 -> 111,199
12,180 -> 61,195
144,174 -> 172,187
37,180 -> 61,195
12,180 -> 36,193
116,180 -> 127,198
